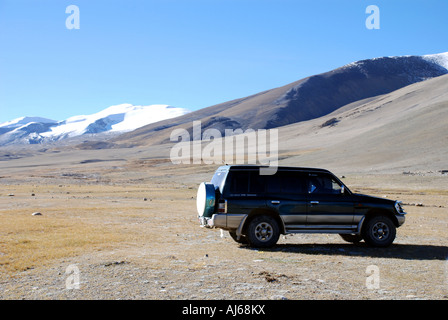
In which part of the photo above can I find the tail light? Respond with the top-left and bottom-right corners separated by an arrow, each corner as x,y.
218,200 -> 227,213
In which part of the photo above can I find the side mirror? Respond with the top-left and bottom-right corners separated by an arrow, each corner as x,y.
341,185 -> 345,195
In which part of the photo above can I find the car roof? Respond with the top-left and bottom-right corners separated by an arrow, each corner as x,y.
216,165 -> 332,174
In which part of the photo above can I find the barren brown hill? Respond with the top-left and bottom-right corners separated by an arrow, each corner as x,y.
277,73 -> 448,173
109,54 -> 447,148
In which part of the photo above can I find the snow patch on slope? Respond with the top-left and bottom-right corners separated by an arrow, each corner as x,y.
41,104 -> 190,139
0,116 -> 57,129
422,52 -> 448,70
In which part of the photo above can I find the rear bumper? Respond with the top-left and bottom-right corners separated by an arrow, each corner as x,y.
199,213 -> 247,230
199,214 -> 227,229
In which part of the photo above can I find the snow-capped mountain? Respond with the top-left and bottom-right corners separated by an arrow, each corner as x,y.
0,104 -> 190,146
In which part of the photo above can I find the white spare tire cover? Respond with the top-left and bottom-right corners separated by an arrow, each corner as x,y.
197,182 -> 216,218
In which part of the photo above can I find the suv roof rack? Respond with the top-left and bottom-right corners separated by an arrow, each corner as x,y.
222,165 -> 331,173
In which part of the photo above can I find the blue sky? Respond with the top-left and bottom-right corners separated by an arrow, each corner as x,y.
0,0 -> 447,123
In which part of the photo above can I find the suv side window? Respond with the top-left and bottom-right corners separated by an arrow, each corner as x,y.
227,170 -> 307,196
228,171 -> 266,194
266,171 -> 306,194
228,171 -> 249,194
308,173 -> 342,195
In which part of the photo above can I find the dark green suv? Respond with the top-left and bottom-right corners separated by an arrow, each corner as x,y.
197,165 -> 406,248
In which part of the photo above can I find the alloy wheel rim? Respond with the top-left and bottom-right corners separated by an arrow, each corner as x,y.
254,222 -> 273,242
372,222 -> 389,240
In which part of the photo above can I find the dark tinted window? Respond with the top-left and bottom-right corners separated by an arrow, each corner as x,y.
229,171 -> 249,194
266,171 -> 305,194
228,171 -> 266,194
228,170 -> 306,195
249,172 -> 266,193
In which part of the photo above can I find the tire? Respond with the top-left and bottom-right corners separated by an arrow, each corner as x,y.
196,182 -> 216,218
339,234 -> 363,243
229,231 -> 248,244
246,215 -> 280,248
362,215 -> 396,247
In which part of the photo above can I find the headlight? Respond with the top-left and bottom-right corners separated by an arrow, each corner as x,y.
395,201 -> 405,214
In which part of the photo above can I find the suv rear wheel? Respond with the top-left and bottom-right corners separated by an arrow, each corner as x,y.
362,215 -> 396,247
228,231 -> 248,244
246,215 -> 280,248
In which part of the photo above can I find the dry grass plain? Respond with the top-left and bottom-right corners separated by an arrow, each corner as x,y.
0,158 -> 447,300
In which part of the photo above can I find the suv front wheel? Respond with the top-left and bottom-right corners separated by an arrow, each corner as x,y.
339,234 -> 363,243
246,215 -> 280,248
362,215 -> 396,247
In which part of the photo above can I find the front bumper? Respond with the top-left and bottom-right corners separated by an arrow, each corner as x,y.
396,213 -> 406,227
394,201 -> 406,227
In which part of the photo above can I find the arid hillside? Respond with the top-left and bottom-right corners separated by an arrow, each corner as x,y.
277,73 -> 448,173
109,55 -> 448,148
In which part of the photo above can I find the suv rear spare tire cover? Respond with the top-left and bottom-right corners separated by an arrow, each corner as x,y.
197,182 -> 216,217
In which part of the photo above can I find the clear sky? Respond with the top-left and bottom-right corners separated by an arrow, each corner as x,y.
0,0 -> 447,123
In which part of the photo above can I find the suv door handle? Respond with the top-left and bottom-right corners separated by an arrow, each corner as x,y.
310,201 -> 319,205
271,200 -> 280,204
